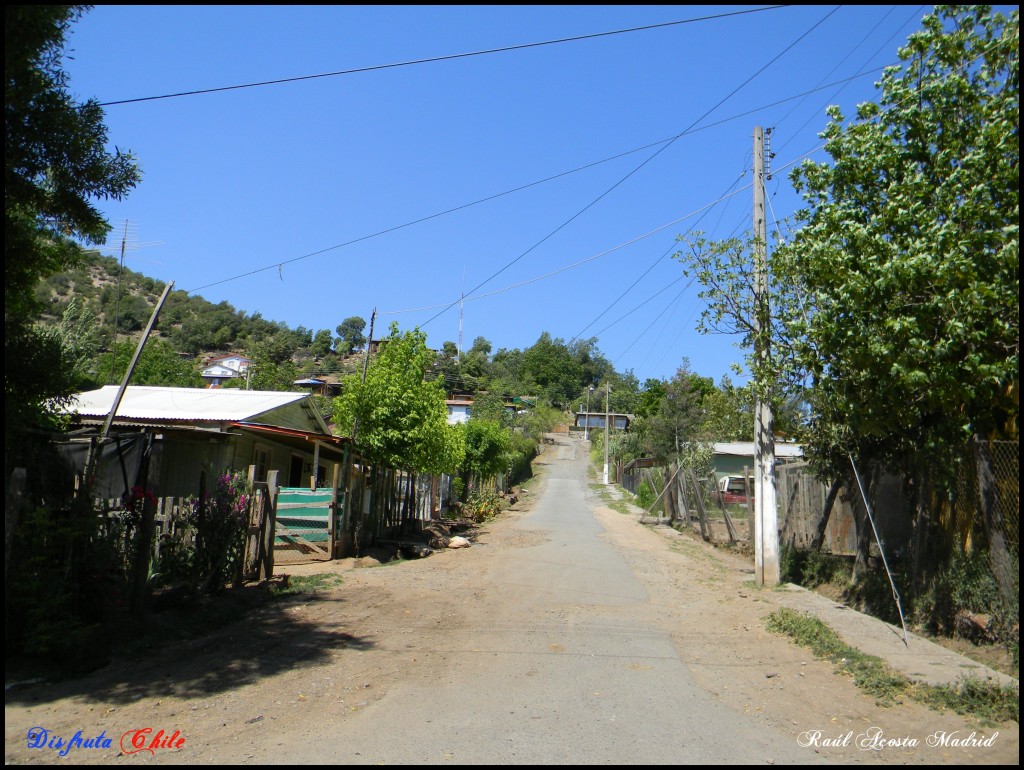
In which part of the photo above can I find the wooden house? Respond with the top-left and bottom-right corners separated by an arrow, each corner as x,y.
62,385 -> 349,498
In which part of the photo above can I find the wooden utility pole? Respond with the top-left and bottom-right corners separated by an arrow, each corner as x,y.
82,281 -> 174,495
753,126 -> 780,586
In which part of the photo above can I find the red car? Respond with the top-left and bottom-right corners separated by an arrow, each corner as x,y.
718,476 -> 751,504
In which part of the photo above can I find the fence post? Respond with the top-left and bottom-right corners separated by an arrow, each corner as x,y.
676,468 -> 691,522
810,479 -> 842,552
743,466 -> 755,544
686,469 -> 711,541
264,470 -> 279,580
329,463 -> 340,559
664,465 -> 679,523
713,480 -> 738,544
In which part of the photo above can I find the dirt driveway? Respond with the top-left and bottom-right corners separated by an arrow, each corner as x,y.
4,438 -> 1018,765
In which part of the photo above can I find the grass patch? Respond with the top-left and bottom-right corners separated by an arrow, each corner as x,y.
588,483 -> 641,515
270,573 -> 345,596
608,499 -> 632,515
766,608 -> 1019,723
911,676 -> 1020,725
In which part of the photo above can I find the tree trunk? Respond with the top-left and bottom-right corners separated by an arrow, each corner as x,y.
810,478 -> 842,552
664,465 -> 679,523
850,465 -> 874,584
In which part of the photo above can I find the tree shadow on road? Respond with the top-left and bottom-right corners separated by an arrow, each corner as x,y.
5,581 -> 373,706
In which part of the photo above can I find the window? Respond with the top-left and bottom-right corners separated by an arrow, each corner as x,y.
253,445 -> 270,483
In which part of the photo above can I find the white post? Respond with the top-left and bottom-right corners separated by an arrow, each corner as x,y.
584,386 -> 593,441
603,383 -> 611,485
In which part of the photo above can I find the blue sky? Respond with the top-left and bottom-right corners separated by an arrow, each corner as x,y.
63,4 -> 936,387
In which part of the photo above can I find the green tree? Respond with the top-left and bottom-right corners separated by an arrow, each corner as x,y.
698,376 -> 755,442
490,347 -> 528,396
245,348 -> 299,392
459,337 -> 493,392
52,297 -> 102,390
311,329 -> 334,358
434,340 -> 462,394
335,316 -> 367,356
5,5 -> 141,467
780,5 -> 1019,476
636,378 -> 666,419
644,361 -> 713,463
253,332 -> 297,366
96,338 -> 204,388
333,323 -> 463,474
468,390 -> 511,426
522,332 -> 582,406
462,419 -> 511,492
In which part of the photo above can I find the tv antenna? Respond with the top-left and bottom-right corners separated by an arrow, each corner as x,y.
106,219 -> 166,383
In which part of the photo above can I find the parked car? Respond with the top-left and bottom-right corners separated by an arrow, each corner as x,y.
718,475 -> 751,504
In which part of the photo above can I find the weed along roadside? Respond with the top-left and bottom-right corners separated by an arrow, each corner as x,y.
766,608 -> 1019,725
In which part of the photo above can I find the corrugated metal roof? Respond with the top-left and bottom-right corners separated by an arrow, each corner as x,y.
713,441 -> 804,458
67,386 -> 309,422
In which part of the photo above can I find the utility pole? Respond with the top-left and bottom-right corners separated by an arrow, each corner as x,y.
603,383 -> 611,484
83,281 -> 174,496
109,220 -> 130,384
753,126 -> 780,586
584,385 -> 593,441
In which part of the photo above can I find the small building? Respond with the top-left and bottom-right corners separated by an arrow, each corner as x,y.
446,398 -> 473,425
573,412 -> 632,432
711,441 -> 804,480
293,377 -> 342,397
201,354 -> 251,387
61,385 -> 349,497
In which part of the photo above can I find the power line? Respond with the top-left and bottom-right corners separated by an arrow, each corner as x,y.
568,169 -> 748,345
380,185 -> 751,316
417,6 -> 841,331
596,275 -> 692,340
773,5 -> 928,156
184,65 -> 882,298
97,7 -> 792,107
613,280 -> 695,363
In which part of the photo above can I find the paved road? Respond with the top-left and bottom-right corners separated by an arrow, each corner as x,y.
273,436 -> 820,765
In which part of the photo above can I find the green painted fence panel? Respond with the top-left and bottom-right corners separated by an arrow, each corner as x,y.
275,487 -> 333,545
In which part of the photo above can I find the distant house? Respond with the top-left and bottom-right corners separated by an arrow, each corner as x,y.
60,385 -> 349,497
446,398 -> 473,425
573,412 -> 632,432
711,441 -> 804,480
201,354 -> 251,387
293,377 -> 342,397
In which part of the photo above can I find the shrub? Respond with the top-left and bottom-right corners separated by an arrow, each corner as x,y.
780,546 -> 850,588
463,491 -> 503,523
635,481 -> 655,510
186,470 -> 251,592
